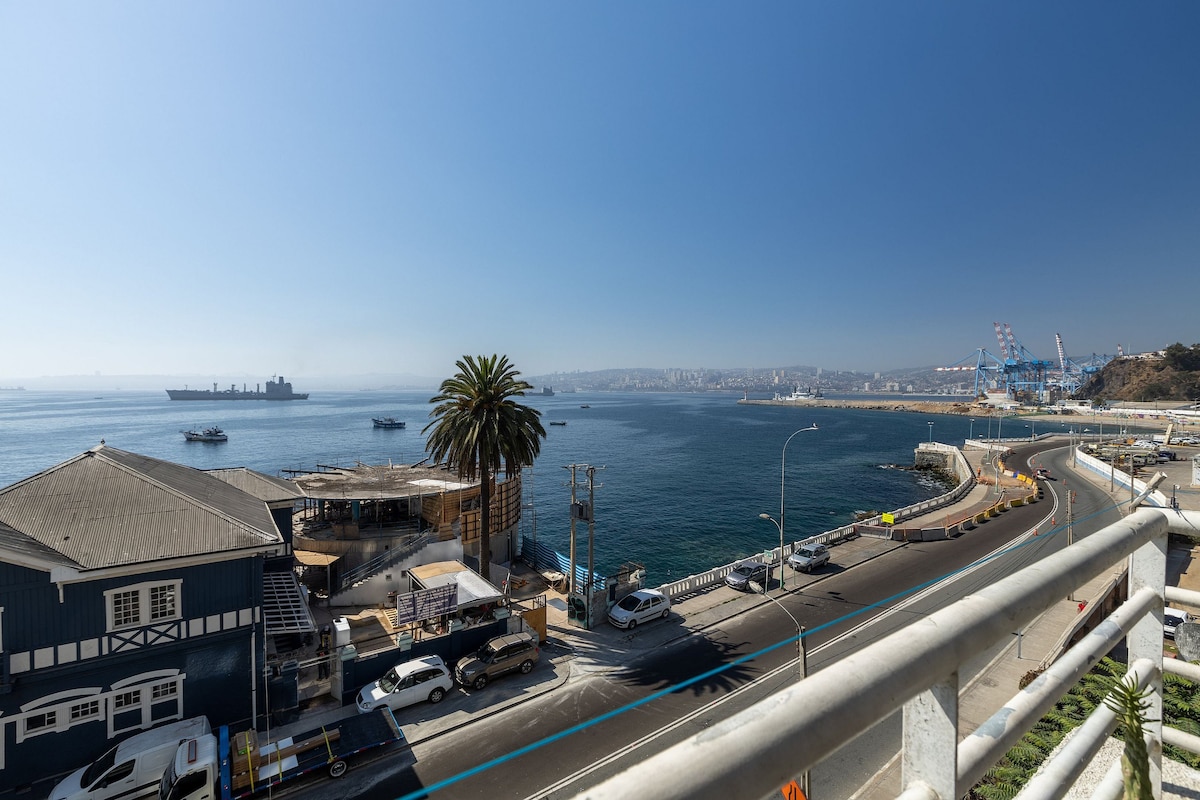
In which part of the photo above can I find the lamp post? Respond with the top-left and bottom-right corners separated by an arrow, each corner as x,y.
748,578 -> 808,795
969,418 -> 975,442
748,580 -> 805,676
776,425 -> 818,589
927,421 -> 934,443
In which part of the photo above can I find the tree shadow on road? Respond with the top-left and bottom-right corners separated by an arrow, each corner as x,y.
605,633 -> 761,697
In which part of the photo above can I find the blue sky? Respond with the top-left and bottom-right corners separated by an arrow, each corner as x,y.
2,2 -> 1197,386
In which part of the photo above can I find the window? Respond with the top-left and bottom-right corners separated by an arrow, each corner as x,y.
112,591 -> 140,628
24,711 -> 56,735
70,700 -> 100,721
105,580 -> 181,631
149,585 -> 176,621
152,681 -> 177,700
113,690 -> 140,710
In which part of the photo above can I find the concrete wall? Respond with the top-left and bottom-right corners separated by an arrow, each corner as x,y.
333,538 -> 463,606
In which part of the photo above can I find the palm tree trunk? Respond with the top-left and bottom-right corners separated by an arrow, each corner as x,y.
478,456 -> 492,580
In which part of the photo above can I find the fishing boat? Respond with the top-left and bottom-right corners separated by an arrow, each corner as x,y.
372,418 -> 406,429
183,426 -> 227,442
549,421 -> 567,426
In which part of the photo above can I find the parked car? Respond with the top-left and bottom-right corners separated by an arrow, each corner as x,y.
357,654 -> 454,713
787,543 -> 830,573
454,631 -> 540,690
608,589 -> 671,629
1164,607 -> 1193,639
725,560 -> 770,592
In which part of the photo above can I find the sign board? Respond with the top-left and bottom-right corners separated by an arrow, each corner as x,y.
881,512 -> 895,525
394,584 -> 459,626
781,780 -> 807,800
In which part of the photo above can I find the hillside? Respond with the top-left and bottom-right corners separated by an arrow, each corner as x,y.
1076,343 -> 1200,402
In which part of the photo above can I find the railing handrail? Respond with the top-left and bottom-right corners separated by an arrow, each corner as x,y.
583,507 -> 1200,800
337,531 -> 432,593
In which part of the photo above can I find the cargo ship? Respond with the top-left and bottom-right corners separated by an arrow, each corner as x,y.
166,375 -> 309,401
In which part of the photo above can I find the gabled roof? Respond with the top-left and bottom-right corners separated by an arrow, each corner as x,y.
205,467 -> 305,503
0,445 -> 283,573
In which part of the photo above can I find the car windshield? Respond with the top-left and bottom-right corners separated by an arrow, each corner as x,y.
735,566 -> 753,576
800,547 -> 818,557
618,595 -> 643,611
378,668 -> 401,693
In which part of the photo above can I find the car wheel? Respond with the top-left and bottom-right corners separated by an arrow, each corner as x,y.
428,687 -> 446,704
329,759 -> 348,778
661,608 -> 669,619
519,659 -> 534,674
628,618 -> 638,630
472,674 -> 489,690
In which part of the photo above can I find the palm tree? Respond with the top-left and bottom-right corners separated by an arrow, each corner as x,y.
424,355 -> 546,579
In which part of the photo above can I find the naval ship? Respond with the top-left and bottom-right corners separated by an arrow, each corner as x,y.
166,375 -> 309,401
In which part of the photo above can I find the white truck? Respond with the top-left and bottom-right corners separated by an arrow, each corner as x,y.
158,707 -> 409,800
49,717 -> 212,800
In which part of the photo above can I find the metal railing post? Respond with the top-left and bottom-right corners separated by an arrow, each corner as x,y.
903,675 -> 959,799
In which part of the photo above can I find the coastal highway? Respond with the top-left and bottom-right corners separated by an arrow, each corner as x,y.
291,441 -> 1125,800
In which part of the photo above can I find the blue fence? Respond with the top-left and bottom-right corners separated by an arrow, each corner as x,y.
520,536 -> 605,590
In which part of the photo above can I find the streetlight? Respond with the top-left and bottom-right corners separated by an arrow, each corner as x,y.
969,418 -> 975,442
775,424 -> 818,589
927,421 -> 934,443
748,578 -> 809,796
748,580 -> 806,676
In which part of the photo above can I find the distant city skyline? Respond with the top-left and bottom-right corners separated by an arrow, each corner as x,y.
2,4 -> 1197,382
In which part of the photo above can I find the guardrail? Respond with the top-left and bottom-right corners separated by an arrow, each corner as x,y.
584,506 -> 1200,800
658,443 -> 979,600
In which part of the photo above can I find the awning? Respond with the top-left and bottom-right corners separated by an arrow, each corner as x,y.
262,571 -> 317,635
293,550 -> 342,567
409,560 -> 503,607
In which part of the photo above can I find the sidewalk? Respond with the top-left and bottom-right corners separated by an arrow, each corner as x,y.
270,439 -> 1200,796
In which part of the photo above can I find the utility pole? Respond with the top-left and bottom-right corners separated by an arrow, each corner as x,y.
566,464 -> 578,596
564,464 -> 603,628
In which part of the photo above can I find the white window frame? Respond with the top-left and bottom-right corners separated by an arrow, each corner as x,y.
104,580 -> 182,632
108,670 -> 184,736
16,688 -> 104,743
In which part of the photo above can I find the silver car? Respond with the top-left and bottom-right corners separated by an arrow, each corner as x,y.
725,560 -> 770,592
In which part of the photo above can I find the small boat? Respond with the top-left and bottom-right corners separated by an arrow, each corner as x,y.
549,421 -> 567,426
372,417 -> 406,429
580,404 -> 591,409
183,426 -> 227,442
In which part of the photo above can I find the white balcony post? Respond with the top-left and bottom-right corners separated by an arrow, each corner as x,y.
903,674 -> 960,799
1128,528 -> 1167,792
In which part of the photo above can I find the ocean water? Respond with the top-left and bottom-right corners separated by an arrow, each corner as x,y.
0,389 -> 1023,582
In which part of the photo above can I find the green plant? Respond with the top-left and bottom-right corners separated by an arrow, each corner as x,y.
1103,674 -> 1156,800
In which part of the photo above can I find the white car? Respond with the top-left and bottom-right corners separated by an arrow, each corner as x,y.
357,654 -> 454,713
608,589 -> 672,630
1164,607 -> 1193,639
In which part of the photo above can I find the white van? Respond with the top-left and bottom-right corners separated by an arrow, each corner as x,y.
49,717 -> 211,800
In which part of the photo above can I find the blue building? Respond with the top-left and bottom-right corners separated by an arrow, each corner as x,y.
0,445 -> 310,793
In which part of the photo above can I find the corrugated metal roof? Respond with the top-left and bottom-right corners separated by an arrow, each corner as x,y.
0,520 -> 80,569
289,463 -> 480,501
205,467 -> 305,502
0,445 -> 282,572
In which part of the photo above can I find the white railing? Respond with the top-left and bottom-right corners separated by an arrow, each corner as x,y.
658,444 -> 980,599
581,506 -> 1200,800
